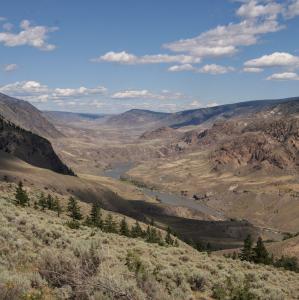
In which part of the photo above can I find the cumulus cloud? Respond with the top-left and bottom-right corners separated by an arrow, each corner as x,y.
52,86 -> 107,98
198,64 -> 235,74
164,18 -> 283,58
168,64 -> 196,72
236,0 -> 283,20
285,0 -> 299,19
243,67 -> 263,73
111,89 -> 185,100
91,0 -> 299,75
267,72 -> 299,81
0,81 -> 107,103
0,19 -> 58,51
244,52 -> 299,68
92,51 -> 201,65
168,63 -> 235,74
3,63 -> 18,72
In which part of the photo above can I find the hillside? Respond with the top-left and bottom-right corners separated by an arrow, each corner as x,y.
0,93 -> 62,138
0,183 -> 298,300
0,151 -> 262,249
0,116 -> 73,175
124,100 -> 299,234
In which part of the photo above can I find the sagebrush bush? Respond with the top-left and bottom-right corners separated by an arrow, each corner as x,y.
0,185 -> 298,299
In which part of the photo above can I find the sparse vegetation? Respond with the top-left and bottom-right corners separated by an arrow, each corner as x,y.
0,182 -> 299,299
228,234 -> 299,273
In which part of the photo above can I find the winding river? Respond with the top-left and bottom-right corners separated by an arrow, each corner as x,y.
103,163 -> 224,219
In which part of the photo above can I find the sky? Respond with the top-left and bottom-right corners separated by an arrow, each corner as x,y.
0,0 -> 299,114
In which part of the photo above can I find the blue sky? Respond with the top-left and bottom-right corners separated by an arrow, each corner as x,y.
0,0 -> 299,113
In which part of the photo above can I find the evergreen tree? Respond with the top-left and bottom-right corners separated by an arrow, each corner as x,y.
38,192 -> 47,211
165,226 -> 174,245
240,234 -> 254,262
131,221 -> 144,238
120,217 -> 130,236
90,201 -> 102,228
104,214 -> 117,233
145,226 -> 161,244
67,196 -> 82,220
54,197 -> 63,217
15,181 -> 30,207
253,237 -> 270,264
47,194 -> 55,210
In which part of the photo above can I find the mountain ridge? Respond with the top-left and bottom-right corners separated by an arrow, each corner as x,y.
0,93 -> 62,138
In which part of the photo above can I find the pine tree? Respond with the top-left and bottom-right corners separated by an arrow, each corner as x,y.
145,226 -> 161,244
15,181 -> 29,207
38,192 -> 47,211
240,234 -> 254,262
90,201 -> 102,228
253,237 -> 270,264
54,197 -> 63,217
67,196 -> 82,220
104,214 -> 117,233
165,226 -> 174,245
47,194 -> 55,210
131,221 -> 144,238
120,217 -> 130,236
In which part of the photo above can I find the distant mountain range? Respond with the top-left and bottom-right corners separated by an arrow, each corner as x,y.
106,97 -> 299,128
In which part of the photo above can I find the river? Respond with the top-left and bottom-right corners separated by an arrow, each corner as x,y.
103,163 -> 224,219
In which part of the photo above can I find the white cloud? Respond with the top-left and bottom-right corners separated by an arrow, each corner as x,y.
0,81 -> 48,95
168,64 -> 196,72
0,19 -> 58,51
3,63 -> 18,72
92,51 -> 201,64
52,86 -> 107,98
111,89 -> 185,100
285,0 -> 299,19
243,67 -> 263,73
236,0 -> 283,20
163,18 -> 283,58
0,17 -> 6,22
267,72 -> 299,81
244,52 -> 299,68
198,64 -> 235,74
91,0 -> 299,75
0,81 -> 107,103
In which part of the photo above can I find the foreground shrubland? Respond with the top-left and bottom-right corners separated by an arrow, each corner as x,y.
0,183 -> 298,299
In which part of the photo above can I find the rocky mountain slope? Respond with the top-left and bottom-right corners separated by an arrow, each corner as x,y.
0,116 -> 73,175
0,93 -> 62,138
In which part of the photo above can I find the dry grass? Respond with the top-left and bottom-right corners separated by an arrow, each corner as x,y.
0,183 -> 298,299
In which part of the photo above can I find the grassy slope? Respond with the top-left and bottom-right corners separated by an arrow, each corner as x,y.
0,185 -> 299,299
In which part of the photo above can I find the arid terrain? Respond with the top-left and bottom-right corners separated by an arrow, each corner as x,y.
0,93 -> 299,299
